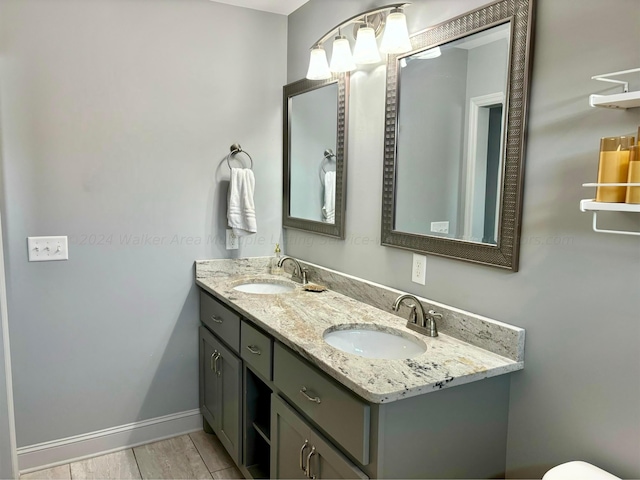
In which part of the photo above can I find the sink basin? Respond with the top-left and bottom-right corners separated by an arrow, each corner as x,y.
233,280 -> 296,294
323,325 -> 427,359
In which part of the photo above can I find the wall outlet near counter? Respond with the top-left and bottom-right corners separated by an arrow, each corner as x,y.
226,229 -> 239,250
411,254 -> 426,285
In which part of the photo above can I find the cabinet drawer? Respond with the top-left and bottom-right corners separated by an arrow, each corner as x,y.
271,394 -> 368,479
241,321 -> 273,380
274,343 -> 370,465
200,291 -> 240,353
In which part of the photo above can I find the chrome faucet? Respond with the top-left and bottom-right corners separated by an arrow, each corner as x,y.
392,294 -> 439,337
277,256 -> 308,285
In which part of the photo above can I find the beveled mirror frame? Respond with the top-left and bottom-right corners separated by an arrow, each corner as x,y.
381,0 -> 535,271
283,73 -> 349,238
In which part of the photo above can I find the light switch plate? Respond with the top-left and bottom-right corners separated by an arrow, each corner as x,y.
411,254 -> 426,285
27,236 -> 69,262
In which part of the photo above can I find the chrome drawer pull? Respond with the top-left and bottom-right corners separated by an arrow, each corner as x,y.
210,315 -> 224,324
246,345 -> 261,355
212,351 -> 221,375
299,439 -> 309,472
305,446 -> 316,479
300,386 -> 321,404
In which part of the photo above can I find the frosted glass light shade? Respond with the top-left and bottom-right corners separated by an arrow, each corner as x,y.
353,25 -> 381,64
380,8 -> 412,54
306,46 -> 331,80
329,35 -> 356,73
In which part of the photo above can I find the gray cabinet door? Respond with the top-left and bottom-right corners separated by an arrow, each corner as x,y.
199,326 -> 242,464
200,326 -> 220,432
271,394 -> 311,479
217,339 -> 242,463
271,395 -> 367,480
310,430 -> 367,480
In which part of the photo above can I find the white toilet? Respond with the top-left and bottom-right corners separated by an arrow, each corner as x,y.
543,461 -> 621,480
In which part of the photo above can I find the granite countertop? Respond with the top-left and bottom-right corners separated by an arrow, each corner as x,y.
195,258 -> 523,404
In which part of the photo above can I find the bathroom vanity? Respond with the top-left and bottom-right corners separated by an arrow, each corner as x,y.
195,258 -> 524,479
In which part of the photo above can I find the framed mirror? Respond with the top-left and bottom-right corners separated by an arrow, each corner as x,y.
381,0 -> 535,271
283,74 -> 349,238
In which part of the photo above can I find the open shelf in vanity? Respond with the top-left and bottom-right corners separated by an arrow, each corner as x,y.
244,366 -> 272,478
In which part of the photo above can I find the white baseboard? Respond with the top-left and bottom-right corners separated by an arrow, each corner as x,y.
17,409 -> 203,474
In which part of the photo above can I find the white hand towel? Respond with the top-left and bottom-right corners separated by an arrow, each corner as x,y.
227,167 -> 257,236
322,171 -> 336,223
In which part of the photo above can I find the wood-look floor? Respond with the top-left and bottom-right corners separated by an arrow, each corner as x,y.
20,431 -> 244,480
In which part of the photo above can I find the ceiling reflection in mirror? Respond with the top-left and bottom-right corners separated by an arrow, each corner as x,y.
283,74 -> 348,238
394,23 -> 510,245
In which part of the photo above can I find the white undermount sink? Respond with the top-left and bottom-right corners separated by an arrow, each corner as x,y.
233,280 -> 296,294
323,325 -> 427,360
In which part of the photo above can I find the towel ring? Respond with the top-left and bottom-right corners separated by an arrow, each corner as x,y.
226,143 -> 253,170
319,148 -> 336,183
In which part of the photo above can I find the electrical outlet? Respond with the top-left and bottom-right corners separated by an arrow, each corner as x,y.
27,236 -> 69,262
430,221 -> 449,234
226,229 -> 239,250
411,253 -> 426,285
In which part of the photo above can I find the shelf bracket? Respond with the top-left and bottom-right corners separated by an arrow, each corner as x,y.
580,198 -> 640,236
591,67 -> 640,93
589,211 -> 640,236
589,68 -> 640,109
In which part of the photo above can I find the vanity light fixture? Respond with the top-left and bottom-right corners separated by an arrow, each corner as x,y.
329,33 -> 356,73
305,3 -> 412,80
353,22 -> 381,64
379,7 -> 412,54
306,45 -> 331,80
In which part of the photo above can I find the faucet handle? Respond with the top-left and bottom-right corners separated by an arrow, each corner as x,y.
300,267 -> 308,285
427,310 -> 442,337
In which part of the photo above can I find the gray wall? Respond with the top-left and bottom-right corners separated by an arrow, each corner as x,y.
0,0 -> 286,447
287,0 -> 640,478
395,49 -> 467,237
465,39 -> 509,101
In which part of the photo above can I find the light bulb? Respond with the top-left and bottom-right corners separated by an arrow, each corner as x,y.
353,25 -> 381,64
380,8 -> 412,55
306,45 -> 331,80
329,35 -> 356,73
